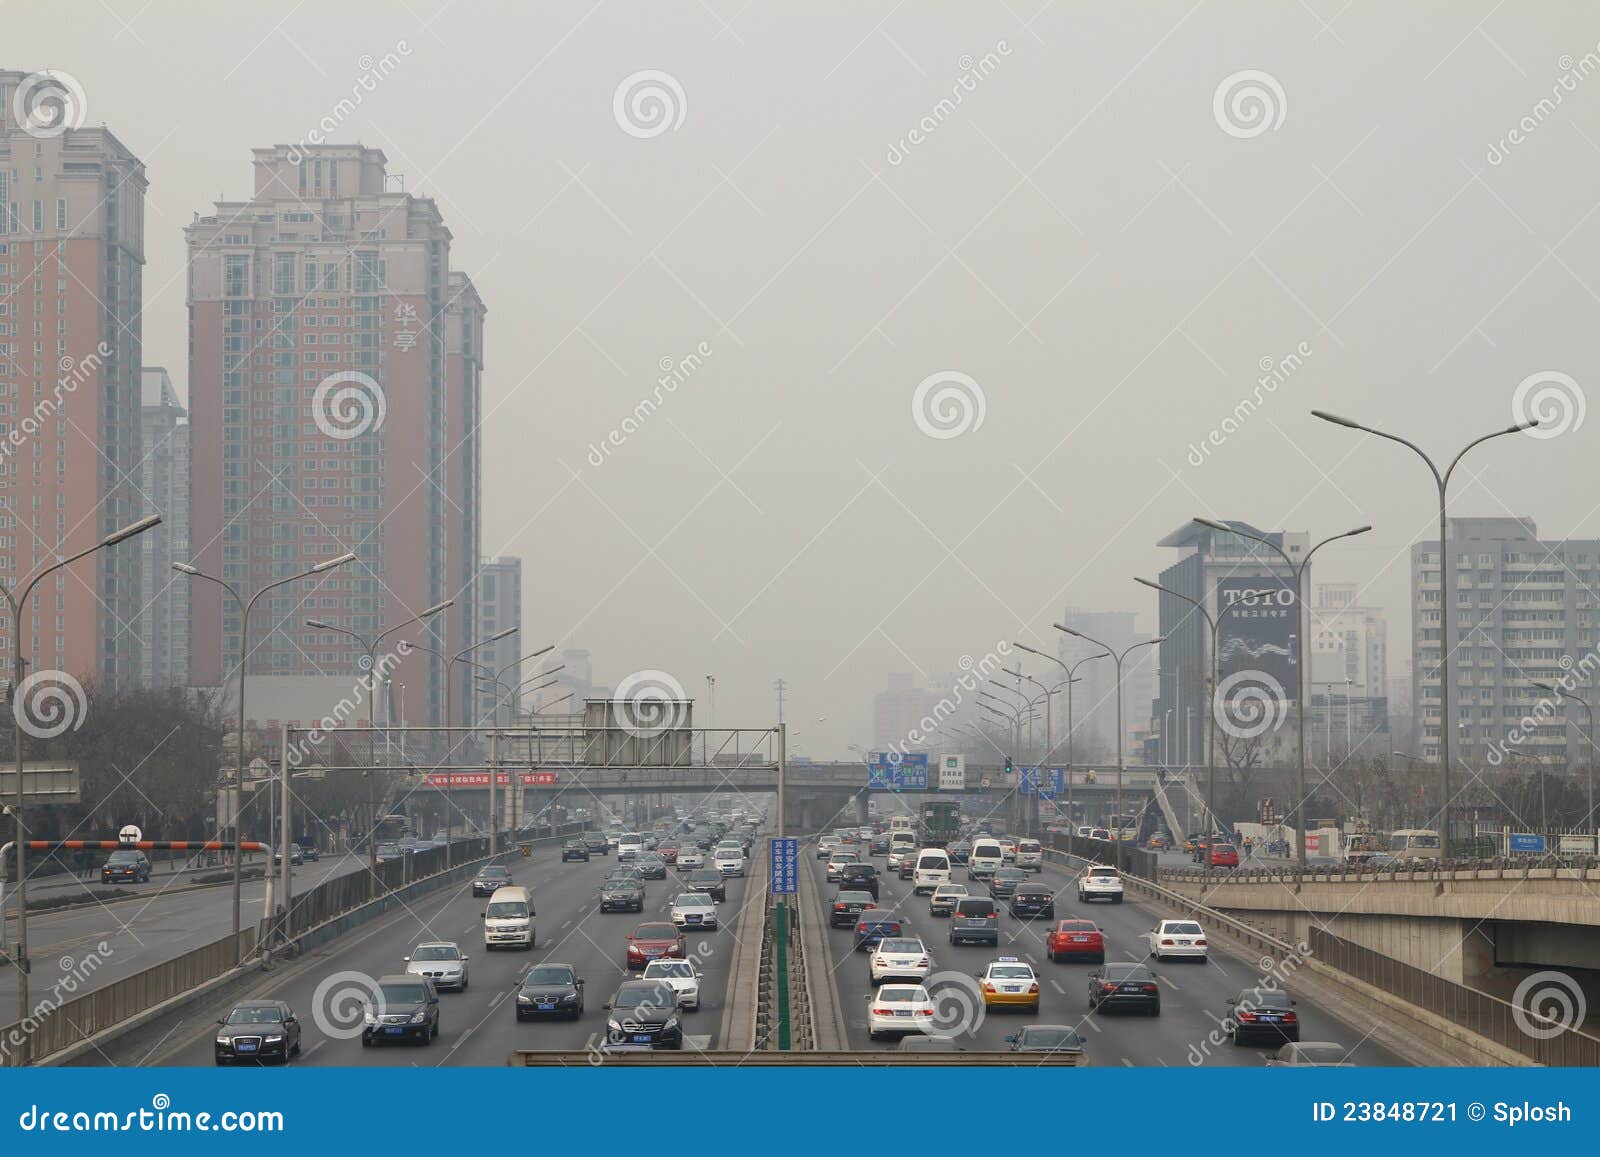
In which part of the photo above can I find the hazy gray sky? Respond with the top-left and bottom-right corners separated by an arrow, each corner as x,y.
14,1 -> 1599,757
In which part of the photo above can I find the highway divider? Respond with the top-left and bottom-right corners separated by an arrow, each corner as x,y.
717,849 -> 769,1052
795,843 -> 846,1049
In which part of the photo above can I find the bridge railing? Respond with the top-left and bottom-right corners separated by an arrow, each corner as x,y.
1158,857 -> 1600,886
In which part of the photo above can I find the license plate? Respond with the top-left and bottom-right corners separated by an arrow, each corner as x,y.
236,1042 -> 257,1052
384,1026 -> 404,1035
1120,985 -> 1142,993
1004,985 -> 1022,993
894,1010 -> 912,1017
1259,1014 -> 1280,1022
687,915 -> 701,923
1177,940 -> 1190,946
632,1034 -> 653,1043
537,1002 -> 555,1011
1072,936 -> 1088,942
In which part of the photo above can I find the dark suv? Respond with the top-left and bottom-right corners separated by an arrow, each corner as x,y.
949,897 -> 999,946
361,975 -> 440,1046
101,849 -> 150,883
562,839 -> 590,862
838,863 -> 880,900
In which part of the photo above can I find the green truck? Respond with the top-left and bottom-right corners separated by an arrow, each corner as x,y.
918,801 -> 961,848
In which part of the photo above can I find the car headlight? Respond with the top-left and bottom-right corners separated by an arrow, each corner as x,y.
215,1037 -> 230,1046
607,1019 -> 623,1034
409,1010 -> 427,1024
664,1016 -> 680,1031
364,1009 -> 379,1026
516,995 -> 532,1004
264,1034 -> 284,1043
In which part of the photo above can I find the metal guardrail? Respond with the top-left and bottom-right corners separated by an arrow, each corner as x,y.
1308,927 -> 1600,1067
506,1048 -> 1089,1066
1043,832 -> 1157,880
1159,857 -> 1600,886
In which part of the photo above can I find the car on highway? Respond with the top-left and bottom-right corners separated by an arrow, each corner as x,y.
404,941 -> 469,991
375,841 -> 409,864
980,957 -> 1040,1011
670,891 -> 719,930
1008,881 -> 1056,920
1046,919 -> 1105,964
271,842 -> 306,868
562,839 -> 590,862
897,1035 -> 964,1052
1209,842 -> 1240,868
605,864 -> 644,883
853,908 -> 908,951
838,862 -> 880,899
635,852 -> 669,880
1076,865 -> 1124,904
1226,987 -> 1299,1046
101,849 -> 150,884
886,843 -> 915,873
816,835 -> 842,860
584,832 -> 610,855
1146,919 -> 1208,962
618,832 -> 645,860
824,848 -> 859,882
601,878 -> 647,913
865,983 -> 935,1041
869,936 -> 933,983
1087,963 -> 1160,1016
514,962 -> 585,1021
602,980 -> 686,1050
482,886 -> 536,950
657,840 -> 681,864
1014,838 -> 1043,871
642,959 -> 702,1011
1088,827 -> 1111,841
714,846 -> 748,877
471,864 -> 513,896
967,838 -> 1003,880
997,838 -> 1018,863
928,882 -> 968,917
869,833 -> 891,856
948,896 -> 999,947
677,847 -> 706,869
946,839 -> 971,865
989,866 -> 1028,900
1265,1041 -> 1351,1066
362,975 -> 441,1045
605,828 -> 623,850
911,848 -> 952,894
625,921 -> 687,969
1004,1025 -> 1087,1056
214,1000 -> 302,1065
685,868 -> 727,902
293,839 -> 322,862
829,889 -> 877,927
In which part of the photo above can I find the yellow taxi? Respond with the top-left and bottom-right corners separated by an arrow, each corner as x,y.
979,957 -> 1040,1011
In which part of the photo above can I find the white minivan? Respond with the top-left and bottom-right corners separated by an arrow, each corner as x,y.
482,885 -> 535,950
911,848 -> 952,894
968,838 -> 1004,880
1014,838 -> 1043,872
618,832 -> 644,860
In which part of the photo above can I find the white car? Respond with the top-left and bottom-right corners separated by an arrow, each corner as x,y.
714,847 -> 747,877
998,839 -> 1018,863
816,836 -> 842,861
642,959 -> 702,1010
1146,918 -> 1208,961
869,936 -> 932,984
929,882 -> 969,917
865,983 -> 936,1041
1014,839 -> 1043,872
670,891 -> 719,930
886,843 -> 915,872
677,848 -> 706,869
825,850 -> 860,881
404,940 -> 469,991
1077,865 -> 1124,904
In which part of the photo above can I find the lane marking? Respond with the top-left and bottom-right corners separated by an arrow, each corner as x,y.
1050,979 -> 1065,994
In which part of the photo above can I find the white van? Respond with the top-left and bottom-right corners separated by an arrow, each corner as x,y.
618,832 -> 644,860
482,885 -> 535,950
968,838 -> 1004,879
912,848 -> 952,894
1014,838 -> 1043,872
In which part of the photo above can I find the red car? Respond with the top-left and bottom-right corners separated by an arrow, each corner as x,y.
625,921 -> 687,970
657,841 -> 680,865
1045,918 -> 1105,964
1209,842 -> 1240,868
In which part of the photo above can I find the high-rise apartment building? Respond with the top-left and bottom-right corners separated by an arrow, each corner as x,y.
0,74 -> 148,686
139,367 -> 190,687
1307,582 -> 1390,763
473,556 -> 520,725
186,145 -> 484,729
1411,517 -> 1600,766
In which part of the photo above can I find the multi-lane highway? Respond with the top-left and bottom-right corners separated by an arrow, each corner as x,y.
104,839 -> 754,1067
806,843 -> 1407,1066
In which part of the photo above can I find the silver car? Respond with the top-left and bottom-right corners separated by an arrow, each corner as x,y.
404,941 -> 469,991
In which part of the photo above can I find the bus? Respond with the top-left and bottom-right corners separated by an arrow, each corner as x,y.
370,814 -> 411,845
1388,829 -> 1441,861
1109,815 -> 1139,842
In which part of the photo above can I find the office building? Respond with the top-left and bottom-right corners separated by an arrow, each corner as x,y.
139,368 -> 190,687
473,556 -> 520,724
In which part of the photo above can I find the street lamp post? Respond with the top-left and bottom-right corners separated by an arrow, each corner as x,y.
1052,624 -> 1162,869
1192,518 -> 1371,867
467,644 -> 555,852
9,513 -> 161,1061
1534,682 -> 1594,837
1313,409 -> 1534,853
444,628 -> 514,867
1013,644 -> 1108,833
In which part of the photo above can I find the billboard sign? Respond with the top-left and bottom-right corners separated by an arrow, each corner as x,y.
867,752 -> 928,791
769,837 -> 798,894
423,771 -> 558,787
1217,577 -> 1298,729
1020,767 -> 1065,799
1509,833 -> 1546,854
938,754 -> 966,791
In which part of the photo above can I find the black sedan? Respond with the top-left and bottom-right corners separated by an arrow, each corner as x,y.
600,879 -> 646,913
605,865 -> 644,883
989,867 -> 1029,900
1008,882 -> 1056,920
828,889 -> 876,927
471,865 -> 513,896
361,976 -> 440,1046
947,840 -> 971,865
584,832 -> 610,855
562,839 -> 590,862
838,863 -> 880,900
635,853 -> 668,880
1227,987 -> 1300,1046
602,980 -> 685,1051
215,1000 -> 302,1065
685,868 -> 726,903
514,962 -> 585,1021
1005,1025 -> 1087,1055
1087,963 -> 1161,1015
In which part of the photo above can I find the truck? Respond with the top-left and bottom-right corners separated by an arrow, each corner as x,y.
918,801 -> 961,849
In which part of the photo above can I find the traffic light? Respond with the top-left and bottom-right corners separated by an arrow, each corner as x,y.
1004,756 -> 1013,776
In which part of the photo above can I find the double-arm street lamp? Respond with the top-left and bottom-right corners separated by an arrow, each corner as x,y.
173,549 -> 355,962
1313,409 -> 1534,852
1192,518 -> 1371,867
1012,643 -> 1109,829
1533,682 -> 1595,835
9,514 -> 162,1060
